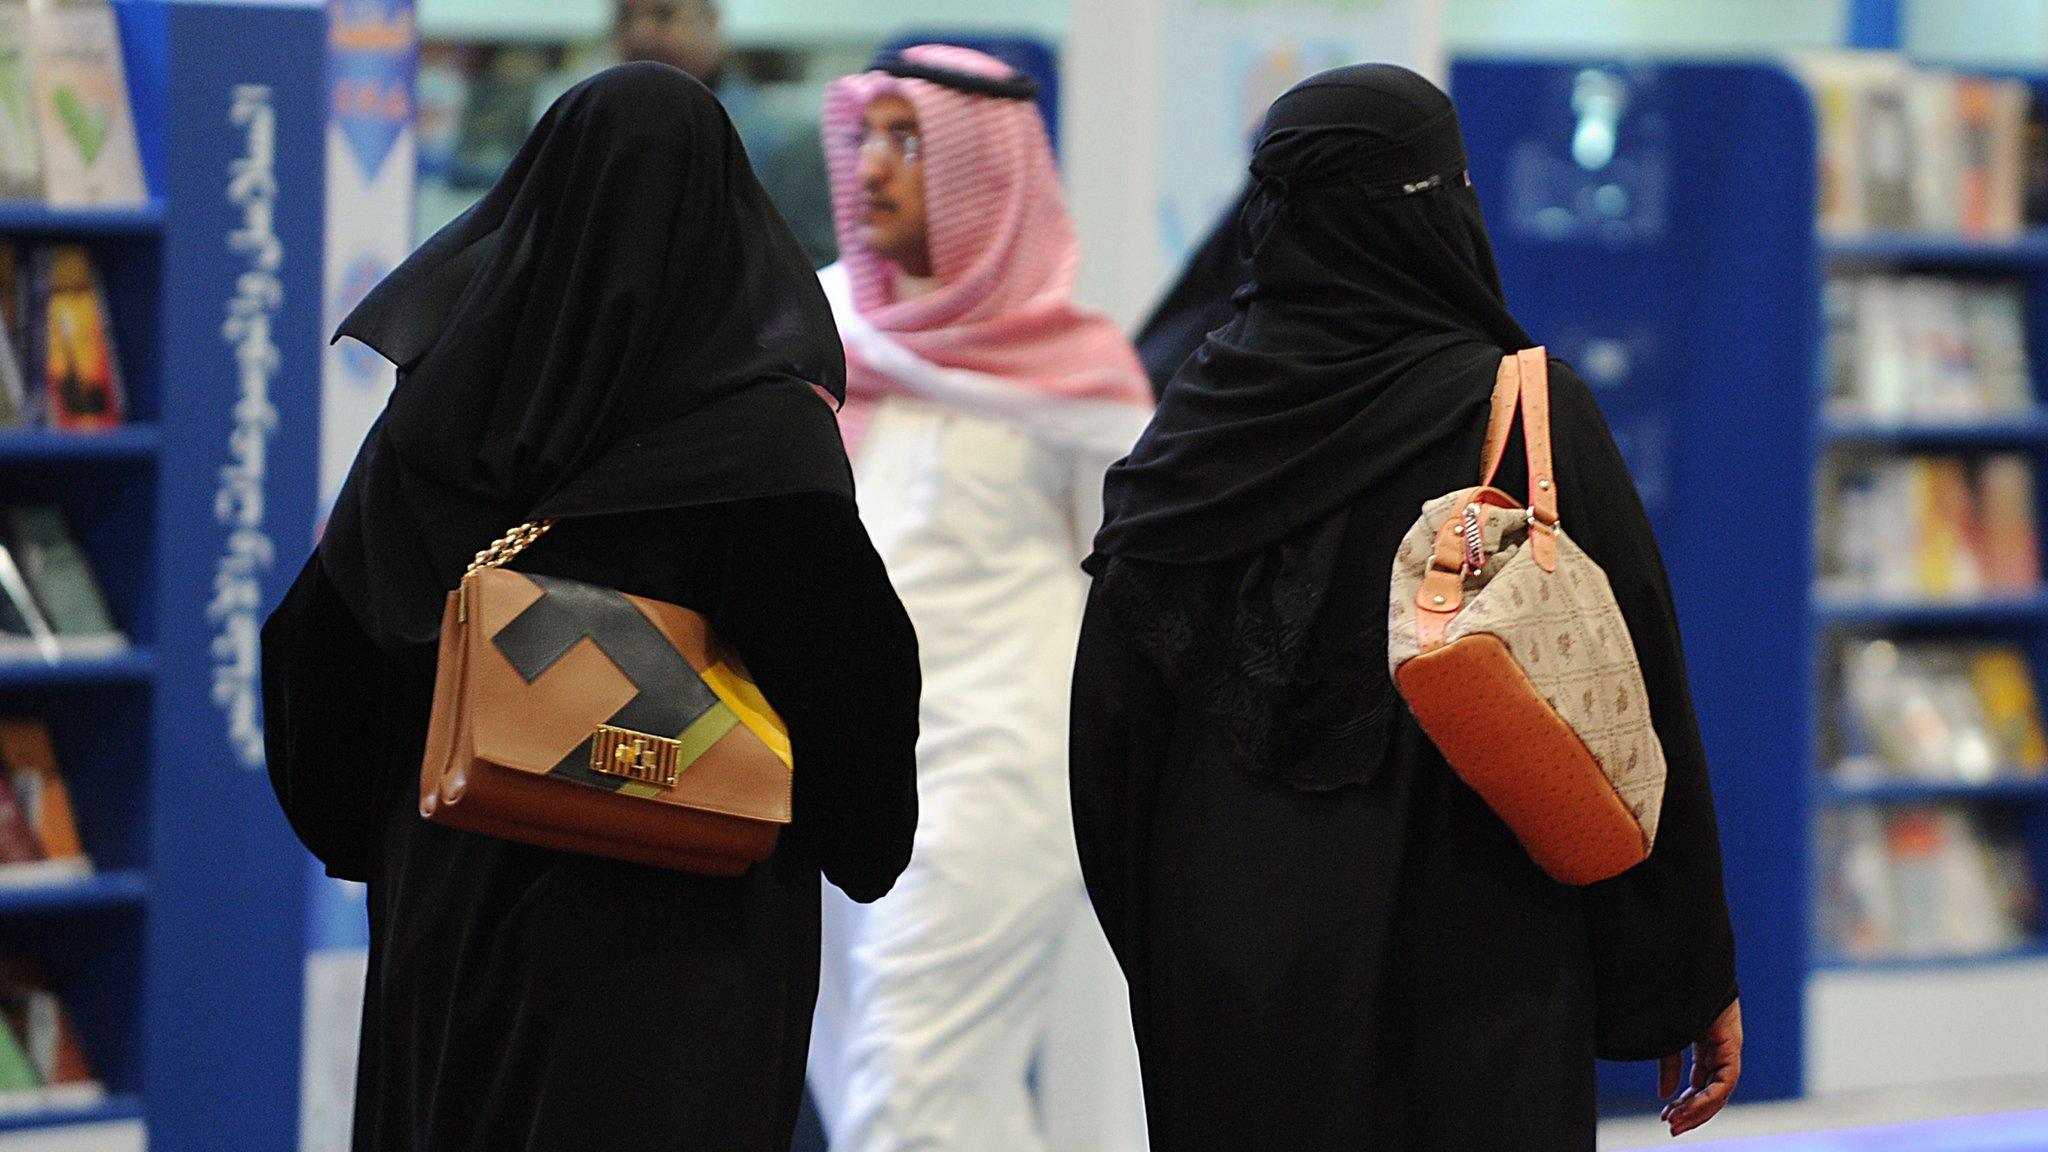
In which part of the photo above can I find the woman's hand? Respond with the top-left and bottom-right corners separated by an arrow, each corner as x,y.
1659,997 -> 1742,1137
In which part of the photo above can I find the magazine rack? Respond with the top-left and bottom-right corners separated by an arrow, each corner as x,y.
1454,56 -> 2048,1106
0,2 -> 325,1148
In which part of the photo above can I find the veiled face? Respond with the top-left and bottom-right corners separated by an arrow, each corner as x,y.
853,95 -> 932,277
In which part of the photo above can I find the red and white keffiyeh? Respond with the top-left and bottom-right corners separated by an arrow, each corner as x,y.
820,44 -> 1151,454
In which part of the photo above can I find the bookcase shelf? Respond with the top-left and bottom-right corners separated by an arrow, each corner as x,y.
0,5 -> 333,1148
1823,229 -> 2048,268
0,1092 -> 146,1133
0,200 -> 165,238
1818,776 -> 2048,805
1455,57 -> 2048,1105
1810,936 -> 2048,973
1813,593 -> 2048,629
0,426 -> 160,463
0,871 -> 148,916
0,651 -> 154,688
1821,412 -> 2048,448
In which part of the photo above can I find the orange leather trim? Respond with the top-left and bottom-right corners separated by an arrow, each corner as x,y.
1518,348 -> 1560,572
1481,352 -> 1521,485
1394,631 -> 1649,886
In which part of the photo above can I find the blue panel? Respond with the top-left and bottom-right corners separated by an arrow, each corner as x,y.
0,202 -> 165,236
1819,777 -> 2048,805
149,5 -> 326,1150
1846,0 -> 1901,50
1821,412 -> 2048,448
1454,60 -> 1818,1105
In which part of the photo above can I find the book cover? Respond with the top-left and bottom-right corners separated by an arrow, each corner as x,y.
37,244 -> 119,430
24,0 -> 141,206
1915,457 -> 1983,599
0,314 -> 22,429
0,2 -> 37,202
0,962 -> 97,1094
0,719 -> 86,865
4,506 -> 120,652
1987,79 -> 2031,237
0,540 -> 56,663
0,1014 -> 38,1097
0,243 -> 35,427
1976,454 -> 2042,593
1967,647 -> 2048,775
0,765 -> 41,868
1856,75 -> 1918,231
1906,71 -> 1960,233
2026,85 -> 2048,226
1960,282 -> 2031,414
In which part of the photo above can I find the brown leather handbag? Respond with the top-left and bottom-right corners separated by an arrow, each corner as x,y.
419,521 -> 793,875
1388,348 -> 1667,886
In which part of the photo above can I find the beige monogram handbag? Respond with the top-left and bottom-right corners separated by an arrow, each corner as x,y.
1388,347 -> 1666,885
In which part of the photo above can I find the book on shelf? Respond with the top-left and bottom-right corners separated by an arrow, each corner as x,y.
30,243 -> 120,430
1819,802 -> 2041,960
0,506 -> 123,663
0,719 -> 88,883
1826,274 -> 2031,421
24,0 -> 142,207
0,962 -> 101,1114
1836,638 -> 2048,784
1795,53 -> 2030,238
0,2 -> 39,202
0,241 -> 123,433
1821,453 -> 2042,602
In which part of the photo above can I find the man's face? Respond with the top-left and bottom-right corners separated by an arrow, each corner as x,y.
615,0 -> 720,82
854,95 -> 932,278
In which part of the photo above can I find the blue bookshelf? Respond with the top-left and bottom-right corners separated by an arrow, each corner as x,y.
1456,56 -> 2048,1104
0,201 -> 165,238
0,1093 -> 148,1134
0,426 -> 161,462
1819,776 -> 2048,805
1814,593 -> 2048,629
0,871 -> 149,915
1823,229 -> 2048,268
0,652 -> 156,688
1821,411 -> 2048,448
0,4 -> 329,1150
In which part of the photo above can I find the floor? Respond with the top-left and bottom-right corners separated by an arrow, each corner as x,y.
1599,1075 -> 2048,1150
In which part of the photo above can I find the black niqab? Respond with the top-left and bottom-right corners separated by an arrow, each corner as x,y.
1088,64 -> 1533,792
323,62 -> 852,650
1094,63 -> 1529,567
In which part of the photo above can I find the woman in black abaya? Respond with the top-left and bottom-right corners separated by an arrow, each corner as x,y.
260,63 -> 920,1151
1072,65 -> 1741,1150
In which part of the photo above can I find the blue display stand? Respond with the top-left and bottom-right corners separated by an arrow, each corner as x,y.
0,1 -> 326,1147
1452,59 -> 1819,1108
1456,55 -> 2048,1109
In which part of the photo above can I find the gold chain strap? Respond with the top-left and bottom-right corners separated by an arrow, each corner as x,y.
466,520 -> 555,577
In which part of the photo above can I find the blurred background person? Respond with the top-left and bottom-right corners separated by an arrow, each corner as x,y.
613,0 -> 837,267
805,43 -> 1154,1152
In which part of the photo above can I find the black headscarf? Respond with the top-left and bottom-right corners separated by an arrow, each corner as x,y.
321,62 -> 852,650
1132,182 -> 1253,398
1087,64 -> 1533,791
1094,63 -> 1530,567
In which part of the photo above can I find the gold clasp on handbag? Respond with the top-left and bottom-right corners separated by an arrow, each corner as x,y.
590,724 -> 683,789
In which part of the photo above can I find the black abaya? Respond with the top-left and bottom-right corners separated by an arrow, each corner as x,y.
260,63 -> 921,1152
1074,65 -> 1736,1150
265,494 -> 918,1151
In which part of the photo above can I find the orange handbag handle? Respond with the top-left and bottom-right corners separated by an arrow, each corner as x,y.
1477,346 -> 1558,573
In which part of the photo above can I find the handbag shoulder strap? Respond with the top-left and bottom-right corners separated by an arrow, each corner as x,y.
1478,346 -> 1559,569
